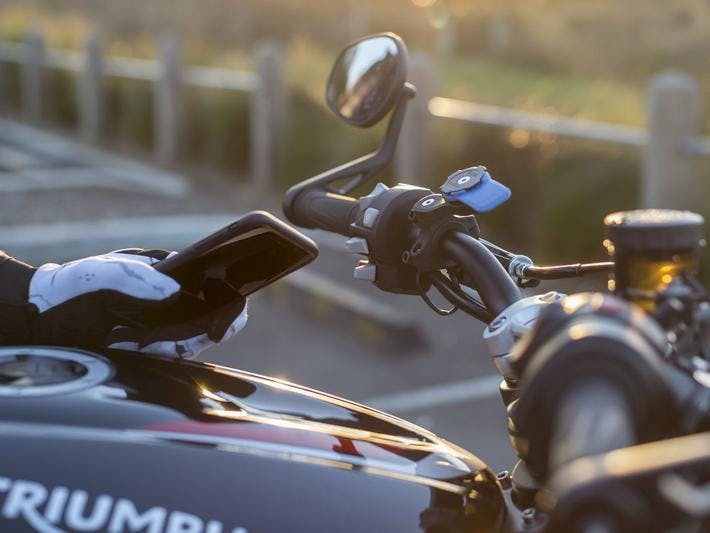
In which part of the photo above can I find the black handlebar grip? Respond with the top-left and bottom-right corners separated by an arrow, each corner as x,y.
550,378 -> 636,472
285,187 -> 359,236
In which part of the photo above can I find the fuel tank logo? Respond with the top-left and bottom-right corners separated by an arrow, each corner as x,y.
0,476 -> 248,533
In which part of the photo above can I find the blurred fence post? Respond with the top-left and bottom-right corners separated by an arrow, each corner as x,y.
250,40 -> 285,195
155,33 -> 182,166
78,32 -> 103,143
396,53 -> 435,186
642,72 -> 701,210
0,42 -> 5,110
22,29 -> 44,123
435,24 -> 456,59
488,14 -> 511,56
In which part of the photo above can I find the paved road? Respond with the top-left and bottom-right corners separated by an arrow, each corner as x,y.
0,119 -> 608,472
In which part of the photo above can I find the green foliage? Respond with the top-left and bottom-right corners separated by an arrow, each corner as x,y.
440,57 -> 645,127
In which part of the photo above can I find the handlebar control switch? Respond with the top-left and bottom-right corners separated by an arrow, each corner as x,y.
358,182 -> 390,209
350,184 -> 433,295
345,237 -> 369,255
441,166 -> 511,214
353,260 -> 377,281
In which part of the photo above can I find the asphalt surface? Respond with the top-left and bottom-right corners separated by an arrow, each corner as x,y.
0,119 -> 608,473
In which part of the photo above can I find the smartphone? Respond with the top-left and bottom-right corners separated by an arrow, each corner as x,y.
157,211 -> 318,294
126,211 -> 318,326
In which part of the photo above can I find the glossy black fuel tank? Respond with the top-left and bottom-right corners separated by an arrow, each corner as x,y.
0,346 -> 506,532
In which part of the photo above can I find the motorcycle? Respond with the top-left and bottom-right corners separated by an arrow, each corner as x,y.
1,33 -> 708,533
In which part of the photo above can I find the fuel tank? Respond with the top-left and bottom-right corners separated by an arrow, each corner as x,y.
0,346 -> 506,532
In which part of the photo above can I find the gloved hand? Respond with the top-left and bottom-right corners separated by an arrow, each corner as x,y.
27,249 -> 248,358
107,298 -> 248,359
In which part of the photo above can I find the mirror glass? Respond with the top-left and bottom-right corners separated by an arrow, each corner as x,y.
326,35 -> 405,128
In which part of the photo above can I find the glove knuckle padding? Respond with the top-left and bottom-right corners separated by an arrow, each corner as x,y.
30,255 -> 179,312
101,257 -> 179,302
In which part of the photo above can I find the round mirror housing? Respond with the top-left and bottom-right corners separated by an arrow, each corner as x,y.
326,33 -> 408,128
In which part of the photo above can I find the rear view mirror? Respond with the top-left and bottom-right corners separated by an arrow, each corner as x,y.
326,33 -> 407,128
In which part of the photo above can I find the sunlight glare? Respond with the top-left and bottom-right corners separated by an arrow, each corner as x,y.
411,0 -> 437,7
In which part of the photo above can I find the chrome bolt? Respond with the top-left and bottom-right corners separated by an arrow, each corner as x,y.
457,175 -> 471,185
488,315 -> 506,332
422,198 -> 435,207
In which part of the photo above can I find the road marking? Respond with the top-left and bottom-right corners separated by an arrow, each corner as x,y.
364,374 -> 501,414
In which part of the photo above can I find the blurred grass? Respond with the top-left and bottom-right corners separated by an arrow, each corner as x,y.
441,57 -> 646,127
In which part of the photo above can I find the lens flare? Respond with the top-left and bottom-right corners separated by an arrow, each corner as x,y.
508,129 -> 530,149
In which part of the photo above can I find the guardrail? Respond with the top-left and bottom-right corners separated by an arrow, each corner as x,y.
0,30 -> 285,194
397,53 -> 710,211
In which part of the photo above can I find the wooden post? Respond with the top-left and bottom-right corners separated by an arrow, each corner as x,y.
250,40 -> 285,194
0,42 -> 5,110
395,52 -> 435,186
642,72 -> 701,210
21,29 -> 44,123
78,31 -> 103,143
154,33 -> 182,166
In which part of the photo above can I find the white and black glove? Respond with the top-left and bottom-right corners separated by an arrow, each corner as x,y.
104,249 -> 249,359
10,249 -> 247,358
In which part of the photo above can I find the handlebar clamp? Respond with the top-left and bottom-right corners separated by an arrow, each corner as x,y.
403,193 -> 480,273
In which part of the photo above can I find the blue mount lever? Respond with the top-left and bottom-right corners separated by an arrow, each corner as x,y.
441,166 -> 511,213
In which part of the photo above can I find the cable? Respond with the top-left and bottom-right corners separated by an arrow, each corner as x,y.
417,273 -> 458,316
429,271 -> 494,323
479,239 -> 614,280
521,262 -> 613,279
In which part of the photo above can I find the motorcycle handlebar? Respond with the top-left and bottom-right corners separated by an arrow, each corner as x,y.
286,187 -> 522,317
286,188 -> 359,236
441,232 -> 521,317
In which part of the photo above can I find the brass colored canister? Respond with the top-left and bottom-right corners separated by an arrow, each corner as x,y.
604,209 -> 705,312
